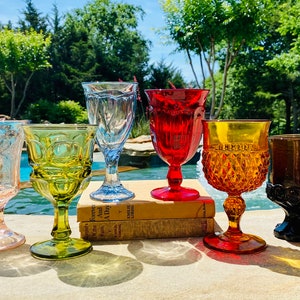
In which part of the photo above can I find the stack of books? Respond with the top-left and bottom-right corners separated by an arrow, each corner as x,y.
77,179 -> 215,241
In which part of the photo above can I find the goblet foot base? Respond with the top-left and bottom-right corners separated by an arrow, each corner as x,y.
203,232 -> 267,254
0,229 -> 25,251
90,184 -> 135,202
30,238 -> 92,260
266,183 -> 300,241
151,186 -> 200,201
273,220 -> 300,242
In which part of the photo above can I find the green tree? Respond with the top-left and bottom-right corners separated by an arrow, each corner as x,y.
221,0 -> 300,134
0,28 -> 51,118
147,59 -> 186,88
18,0 -> 48,33
265,0 -> 300,133
23,99 -> 56,123
54,100 -> 88,124
58,0 -> 150,108
161,0 -> 270,119
23,99 -> 87,123
15,0 -> 55,112
22,3 -> 65,104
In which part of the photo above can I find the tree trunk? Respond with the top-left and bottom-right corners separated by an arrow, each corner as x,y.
14,72 -> 34,118
285,96 -> 291,134
10,74 -> 16,118
186,49 -> 201,88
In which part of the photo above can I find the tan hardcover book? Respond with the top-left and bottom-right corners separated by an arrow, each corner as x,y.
77,179 -> 215,222
79,217 -> 214,241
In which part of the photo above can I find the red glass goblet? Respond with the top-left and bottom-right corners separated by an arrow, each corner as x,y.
145,89 -> 209,201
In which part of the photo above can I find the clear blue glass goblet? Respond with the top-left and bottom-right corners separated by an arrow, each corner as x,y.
82,81 -> 137,202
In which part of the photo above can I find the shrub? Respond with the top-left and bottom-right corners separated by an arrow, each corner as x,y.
54,100 -> 88,123
130,114 -> 150,138
23,99 -> 56,123
23,99 -> 88,123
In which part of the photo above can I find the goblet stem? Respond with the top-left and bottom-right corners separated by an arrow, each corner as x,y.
0,207 -> 4,227
90,149 -> 135,202
223,195 -> 245,239
52,204 -> 71,241
0,207 -> 7,238
204,195 -> 266,254
30,199 -> 92,259
167,165 -> 183,191
104,158 -> 120,187
0,207 -> 9,234
0,204 -> 25,251
151,164 -> 200,201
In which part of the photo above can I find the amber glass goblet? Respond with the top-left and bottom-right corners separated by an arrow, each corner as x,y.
23,124 -> 97,259
202,120 -> 271,254
144,89 -> 209,201
0,121 -> 25,250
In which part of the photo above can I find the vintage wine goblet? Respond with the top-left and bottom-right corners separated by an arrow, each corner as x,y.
0,121 -> 25,251
82,81 -> 137,202
23,124 -> 97,259
266,134 -> 300,241
144,89 -> 209,201
202,120 -> 271,254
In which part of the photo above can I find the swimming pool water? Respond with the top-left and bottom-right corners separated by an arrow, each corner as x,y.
5,153 -> 279,215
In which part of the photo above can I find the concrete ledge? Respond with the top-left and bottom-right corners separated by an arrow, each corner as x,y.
120,135 -> 201,168
1,209 -> 300,299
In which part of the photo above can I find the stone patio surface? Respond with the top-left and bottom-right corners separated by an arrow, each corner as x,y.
1,208 -> 300,300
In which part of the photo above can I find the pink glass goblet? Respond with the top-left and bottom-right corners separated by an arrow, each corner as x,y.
145,89 -> 209,201
0,120 -> 25,250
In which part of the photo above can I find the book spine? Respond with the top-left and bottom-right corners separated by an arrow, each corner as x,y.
77,198 -> 215,222
79,218 -> 214,241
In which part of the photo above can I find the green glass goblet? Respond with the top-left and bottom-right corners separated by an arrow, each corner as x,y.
23,124 -> 97,260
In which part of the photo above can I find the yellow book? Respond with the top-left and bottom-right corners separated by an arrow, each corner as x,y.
79,217 -> 214,241
77,179 -> 215,222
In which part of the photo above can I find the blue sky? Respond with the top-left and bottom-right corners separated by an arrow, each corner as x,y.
0,0 -> 197,82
